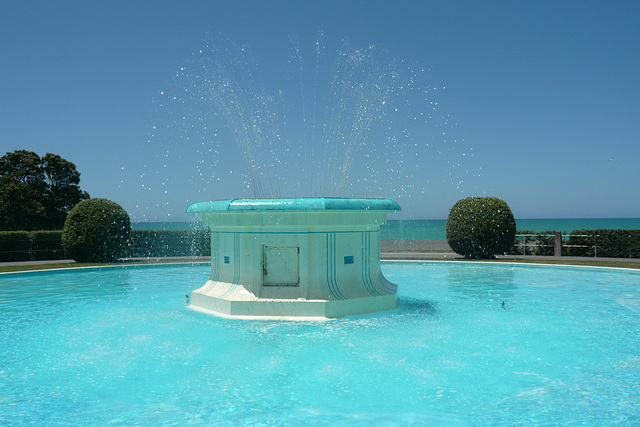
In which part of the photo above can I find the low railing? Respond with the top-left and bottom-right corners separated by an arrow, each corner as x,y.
512,233 -> 561,256
0,238 -> 68,262
3,230 -> 638,262
0,230 -> 210,262
513,231 -> 639,258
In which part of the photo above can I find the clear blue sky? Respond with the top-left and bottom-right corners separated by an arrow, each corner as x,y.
2,0 -> 638,221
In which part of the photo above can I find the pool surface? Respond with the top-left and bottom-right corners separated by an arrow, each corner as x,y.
1,262 -> 639,425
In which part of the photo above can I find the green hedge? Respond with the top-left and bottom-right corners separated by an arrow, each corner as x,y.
31,231 -> 66,260
566,229 -> 640,258
62,198 -> 131,263
446,197 -> 516,259
0,231 -> 66,261
1,229 -> 211,261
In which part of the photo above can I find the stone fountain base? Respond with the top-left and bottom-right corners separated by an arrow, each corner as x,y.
186,198 -> 400,320
190,292 -> 397,320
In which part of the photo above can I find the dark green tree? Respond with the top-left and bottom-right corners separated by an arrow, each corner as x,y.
0,150 -> 90,231
0,150 -> 47,230
42,153 -> 90,229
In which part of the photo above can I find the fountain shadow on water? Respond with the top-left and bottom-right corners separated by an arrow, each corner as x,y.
397,297 -> 440,318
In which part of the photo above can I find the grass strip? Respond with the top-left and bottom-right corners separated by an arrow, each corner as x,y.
409,257 -> 640,269
0,263 -> 105,273
490,258 -> 640,269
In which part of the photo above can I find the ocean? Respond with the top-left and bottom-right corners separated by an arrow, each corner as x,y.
132,218 -> 640,240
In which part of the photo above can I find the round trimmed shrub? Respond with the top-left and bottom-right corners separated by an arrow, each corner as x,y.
62,198 -> 131,262
445,197 -> 516,259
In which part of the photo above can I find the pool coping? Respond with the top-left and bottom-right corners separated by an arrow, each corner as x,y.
3,252 -> 640,268
2,254 -> 640,275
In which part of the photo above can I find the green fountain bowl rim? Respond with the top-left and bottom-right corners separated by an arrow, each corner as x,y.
186,197 -> 401,213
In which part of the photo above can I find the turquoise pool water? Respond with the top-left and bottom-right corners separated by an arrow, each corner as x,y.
1,262 -> 639,425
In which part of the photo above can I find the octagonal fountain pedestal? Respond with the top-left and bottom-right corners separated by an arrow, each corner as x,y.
186,198 -> 401,320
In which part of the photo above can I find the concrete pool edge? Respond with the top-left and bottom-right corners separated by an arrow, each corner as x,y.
3,257 -> 640,276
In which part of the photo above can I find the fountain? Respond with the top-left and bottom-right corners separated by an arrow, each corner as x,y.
164,38 -> 421,319
187,197 -> 400,319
